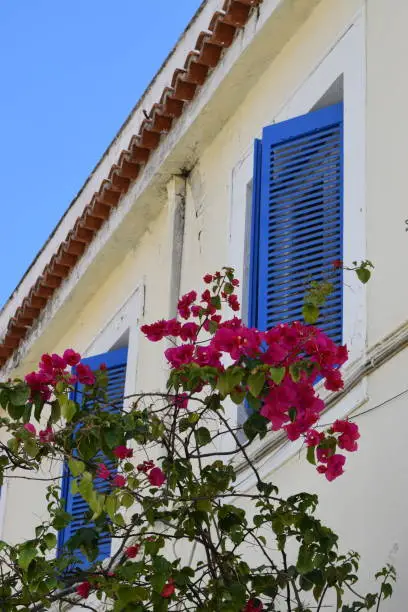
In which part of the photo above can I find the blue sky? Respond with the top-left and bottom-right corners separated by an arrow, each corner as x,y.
0,0 -> 203,307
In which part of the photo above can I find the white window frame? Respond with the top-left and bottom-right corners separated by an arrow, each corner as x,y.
226,10 -> 368,463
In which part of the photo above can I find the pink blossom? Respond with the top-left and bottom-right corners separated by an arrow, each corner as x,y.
124,544 -> 140,558
191,305 -> 202,317
165,318 -> 182,337
177,291 -> 197,320
316,447 -> 334,463
218,317 -> 242,330
148,467 -> 166,487
244,600 -> 263,612
173,393 -> 189,409
161,578 -> 175,598
76,363 -> 96,386
195,346 -> 222,368
39,427 -> 54,443
324,369 -> 344,392
325,454 -> 346,481
76,581 -> 91,599
24,423 -> 36,435
137,460 -> 154,473
39,354 -> 54,373
51,353 -> 66,369
113,446 -> 133,459
164,345 -> 194,369
180,322 -> 199,342
140,320 -> 168,342
227,294 -> 240,311
305,430 -> 324,447
97,464 -> 111,480
332,420 -> 360,452
63,349 -> 81,366
112,474 -> 126,488
203,274 -> 213,284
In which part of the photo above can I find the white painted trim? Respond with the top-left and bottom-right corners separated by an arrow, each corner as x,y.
0,480 -> 8,539
84,283 -> 144,402
226,9 -> 367,468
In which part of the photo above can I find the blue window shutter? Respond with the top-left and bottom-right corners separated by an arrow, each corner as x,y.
57,347 -> 128,567
251,103 -> 343,344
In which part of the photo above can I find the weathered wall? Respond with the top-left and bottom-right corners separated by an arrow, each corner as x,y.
3,0 -> 408,609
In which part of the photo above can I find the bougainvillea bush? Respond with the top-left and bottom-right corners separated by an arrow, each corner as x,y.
0,266 -> 395,611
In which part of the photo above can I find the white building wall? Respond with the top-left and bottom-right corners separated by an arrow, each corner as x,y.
2,0 -> 408,609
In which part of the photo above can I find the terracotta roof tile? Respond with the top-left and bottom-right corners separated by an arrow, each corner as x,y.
0,0 -> 263,369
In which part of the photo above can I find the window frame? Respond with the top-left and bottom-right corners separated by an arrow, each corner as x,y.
227,12 -> 367,453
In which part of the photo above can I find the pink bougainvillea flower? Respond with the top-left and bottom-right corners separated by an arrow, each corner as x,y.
76,363 -> 96,386
165,318 -> 182,337
173,393 -> 189,409
244,599 -> 263,612
161,578 -> 175,598
203,273 -> 213,284
324,368 -> 344,392
325,454 -> 346,481
148,467 -> 166,487
63,349 -> 81,366
112,474 -> 126,488
124,544 -> 140,558
76,581 -> 91,599
140,320 -> 168,342
97,464 -> 111,480
228,294 -> 240,311
180,322 -> 199,342
305,429 -> 324,447
177,291 -> 197,319
51,353 -> 66,370
332,259 -> 343,269
332,420 -> 360,452
39,427 -> 54,443
113,445 -> 133,459
137,460 -> 154,473
23,423 -> 36,435
164,345 -> 194,369
316,447 -> 334,463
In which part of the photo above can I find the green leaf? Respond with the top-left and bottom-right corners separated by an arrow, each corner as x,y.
18,544 -> 37,570
196,498 -> 212,512
230,387 -> 246,405
120,492 -> 134,509
195,427 -> 211,448
23,438 -> 39,458
60,396 -> 77,422
78,472 -> 94,503
356,267 -> 371,284
306,445 -> 316,465
43,533 -> 57,550
303,303 -> 320,324
118,586 -> 149,603
105,494 -> 119,520
243,412 -> 269,442
10,385 -> 30,407
7,403 -> 26,420
247,372 -> 266,398
68,458 -> 85,477
269,367 -> 285,385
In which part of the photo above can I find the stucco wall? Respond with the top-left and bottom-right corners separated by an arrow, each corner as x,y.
2,0 -> 408,609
